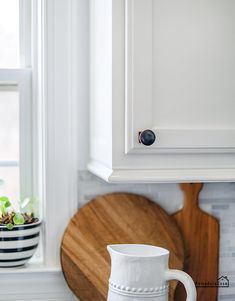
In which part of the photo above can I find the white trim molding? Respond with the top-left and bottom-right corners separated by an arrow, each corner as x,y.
34,0 -> 79,282
125,0 -> 153,154
42,0 -> 78,266
88,161 -> 235,183
0,268 -> 77,301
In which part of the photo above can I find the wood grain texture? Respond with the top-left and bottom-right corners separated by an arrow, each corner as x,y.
173,184 -> 219,301
61,193 -> 185,301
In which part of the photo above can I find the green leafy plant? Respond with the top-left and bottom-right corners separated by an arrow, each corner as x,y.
0,196 -> 11,215
0,196 -> 39,230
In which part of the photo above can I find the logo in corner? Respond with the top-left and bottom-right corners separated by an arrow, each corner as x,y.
196,276 -> 229,288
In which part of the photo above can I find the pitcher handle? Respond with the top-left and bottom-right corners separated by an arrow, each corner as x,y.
165,269 -> 197,301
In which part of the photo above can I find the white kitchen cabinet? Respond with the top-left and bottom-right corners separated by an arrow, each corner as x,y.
88,0 -> 235,183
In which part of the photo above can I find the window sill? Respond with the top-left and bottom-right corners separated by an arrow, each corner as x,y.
0,261 -> 59,274
0,262 -> 77,301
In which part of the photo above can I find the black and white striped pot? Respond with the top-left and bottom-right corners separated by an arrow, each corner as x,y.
0,220 -> 41,267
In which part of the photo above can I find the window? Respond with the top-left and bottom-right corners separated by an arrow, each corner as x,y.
0,0 -> 78,270
0,85 -> 19,205
0,0 -> 32,210
0,0 -> 20,68
0,0 -> 80,298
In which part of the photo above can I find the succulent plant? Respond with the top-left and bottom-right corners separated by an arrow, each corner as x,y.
0,196 -> 39,230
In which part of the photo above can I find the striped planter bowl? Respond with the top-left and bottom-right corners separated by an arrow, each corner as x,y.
0,221 -> 41,267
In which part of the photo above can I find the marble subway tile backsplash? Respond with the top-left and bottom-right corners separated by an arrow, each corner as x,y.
77,171 -> 235,300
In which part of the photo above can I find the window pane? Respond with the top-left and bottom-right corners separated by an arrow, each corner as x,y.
0,166 -> 19,210
0,0 -> 19,68
0,86 -> 19,159
0,85 -> 19,207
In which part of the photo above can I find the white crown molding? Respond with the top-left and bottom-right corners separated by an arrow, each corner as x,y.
88,160 -> 235,183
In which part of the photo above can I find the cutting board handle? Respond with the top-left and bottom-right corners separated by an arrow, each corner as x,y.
180,183 -> 203,210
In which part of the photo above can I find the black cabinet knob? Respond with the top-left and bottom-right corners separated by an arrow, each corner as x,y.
139,130 -> 156,146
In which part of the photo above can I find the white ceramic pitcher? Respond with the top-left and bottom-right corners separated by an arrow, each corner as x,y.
107,244 -> 196,301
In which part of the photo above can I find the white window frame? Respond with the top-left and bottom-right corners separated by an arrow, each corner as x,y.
0,0 -> 33,203
0,0 -> 83,300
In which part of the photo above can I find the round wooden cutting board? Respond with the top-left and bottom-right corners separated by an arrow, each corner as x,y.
61,193 -> 184,301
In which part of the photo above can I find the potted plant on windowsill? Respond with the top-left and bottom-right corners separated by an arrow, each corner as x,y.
0,196 -> 41,267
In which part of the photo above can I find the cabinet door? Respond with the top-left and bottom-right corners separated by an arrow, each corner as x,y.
125,0 -> 235,154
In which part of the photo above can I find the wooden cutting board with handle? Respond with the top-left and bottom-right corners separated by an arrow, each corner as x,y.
61,193 -> 185,301
173,183 -> 219,301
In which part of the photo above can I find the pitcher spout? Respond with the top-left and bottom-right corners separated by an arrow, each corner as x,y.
107,244 -> 127,257
107,244 -> 116,255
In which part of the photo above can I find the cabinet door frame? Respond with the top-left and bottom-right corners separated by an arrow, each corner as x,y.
125,0 -> 235,155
